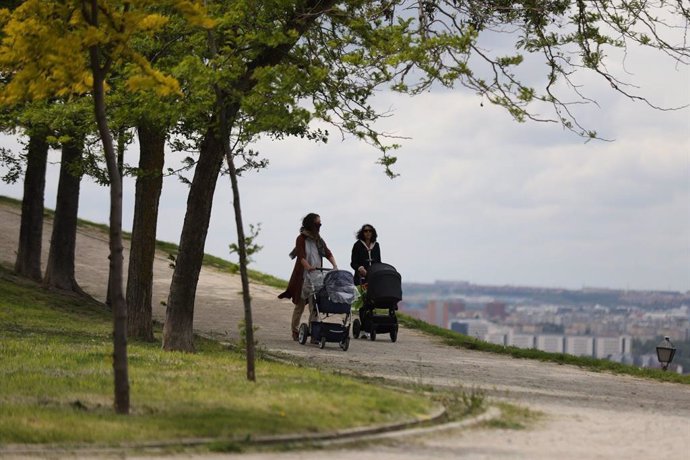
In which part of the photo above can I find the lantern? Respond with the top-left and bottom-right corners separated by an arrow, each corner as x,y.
655,336 -> 676,371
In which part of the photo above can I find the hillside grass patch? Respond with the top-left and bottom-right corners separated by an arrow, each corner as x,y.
398,314 -> 690,385
0,270 -> 433,446
0,195 -> 288,291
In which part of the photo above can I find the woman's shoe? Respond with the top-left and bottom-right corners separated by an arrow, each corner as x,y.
292,330 -> 299,341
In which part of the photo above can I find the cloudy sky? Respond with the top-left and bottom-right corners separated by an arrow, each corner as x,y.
1,32 -> 688,293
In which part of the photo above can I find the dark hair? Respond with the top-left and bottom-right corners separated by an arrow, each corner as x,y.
302,213 -> 321,233
356,224 -> 377,242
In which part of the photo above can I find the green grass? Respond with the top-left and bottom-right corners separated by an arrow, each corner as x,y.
0,195 -> 21,208
434,386 -> 486,419
398,313 -> 690,385
157,240 -> 287,291
0,270 -> 434,446
0,194 -> 288,290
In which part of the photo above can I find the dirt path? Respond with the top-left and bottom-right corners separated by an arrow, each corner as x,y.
1,203 -> 689,459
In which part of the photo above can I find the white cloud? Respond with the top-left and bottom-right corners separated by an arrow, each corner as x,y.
1,34 -> 689,293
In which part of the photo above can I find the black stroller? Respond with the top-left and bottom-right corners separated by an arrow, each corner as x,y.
352,262 -> 402,342
298,269 -> 355,351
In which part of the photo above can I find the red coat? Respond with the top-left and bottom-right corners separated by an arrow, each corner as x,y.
278,233 -> 333,304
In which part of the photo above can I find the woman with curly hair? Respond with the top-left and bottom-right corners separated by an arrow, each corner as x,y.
350,223 -> 381,286
278,213 -> 337,341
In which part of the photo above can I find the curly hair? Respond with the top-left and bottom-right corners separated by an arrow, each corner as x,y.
355,224 -> 377,242
301,213 -> 321,233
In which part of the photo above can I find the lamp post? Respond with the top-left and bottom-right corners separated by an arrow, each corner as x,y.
656,336 -> 676,371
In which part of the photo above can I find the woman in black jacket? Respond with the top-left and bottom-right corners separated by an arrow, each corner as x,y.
350,224 -> 381,286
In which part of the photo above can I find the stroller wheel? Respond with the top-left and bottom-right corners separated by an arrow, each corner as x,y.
390,326 -> 398,343
370,328 -> 377,341
340,336 -> 350,352
352,319 -> 361,338
319,336 -> 327,349
298,323 -> 308,345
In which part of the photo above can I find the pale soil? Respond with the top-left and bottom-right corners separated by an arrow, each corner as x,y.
1,203 -> 689,459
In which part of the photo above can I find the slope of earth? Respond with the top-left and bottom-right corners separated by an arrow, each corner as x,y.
1,202 -> 688,459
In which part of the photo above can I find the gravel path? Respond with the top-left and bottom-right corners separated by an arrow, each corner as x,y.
1,203 -> 689,459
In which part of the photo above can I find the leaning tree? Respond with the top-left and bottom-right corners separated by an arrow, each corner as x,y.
161,0 -> 689,354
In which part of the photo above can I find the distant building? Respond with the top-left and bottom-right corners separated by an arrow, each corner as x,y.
485,332 -> 507,346
508,333 -> 535,349
398,305 -> 424,321
484,301 -> 507,320
594,336 -> 628,359
446,299 -> 466,315
423,300 -> 446,327
450,319 -> 490,339
417,299 -> 468,328
503,333 -> 632,360
536,335 -> 565,353
637,353 -> 658,368
565,336 -> 595,357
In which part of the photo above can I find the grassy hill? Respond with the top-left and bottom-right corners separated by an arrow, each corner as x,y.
0,266 -> 437,448
2,194 -> 686,388
0,194 -> 288,290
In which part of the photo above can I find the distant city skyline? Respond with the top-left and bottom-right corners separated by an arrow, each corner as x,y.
404,279 -> 690,294
400,292 -> 689,372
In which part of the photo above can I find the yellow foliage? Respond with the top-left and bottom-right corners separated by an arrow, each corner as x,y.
0,0 -> 202,106
82,25 -> 108,47
137,14 -> 169,31
0,9 -> 10,27
127,52 -> 182,96
174,0 -> 216,28
126,73 -> 181,96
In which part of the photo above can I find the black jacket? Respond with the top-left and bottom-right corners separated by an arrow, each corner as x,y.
350,240 -> 381,285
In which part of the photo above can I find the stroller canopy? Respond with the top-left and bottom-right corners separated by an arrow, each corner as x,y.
323,270 -> 357,304
367,263 -> 402,306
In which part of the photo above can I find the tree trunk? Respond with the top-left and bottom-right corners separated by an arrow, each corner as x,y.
94,76 -> 129,414
162,123 -> 225,352
126,122 -> 165,341
224,150 -> 255,381
15,132 -> 49,281
206,19 -> 254,377
43,138 -> 84,293
106,128 -> 127,307
85,0 -> 129,415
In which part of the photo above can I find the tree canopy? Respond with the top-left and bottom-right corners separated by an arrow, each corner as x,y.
2,1 -> 688,164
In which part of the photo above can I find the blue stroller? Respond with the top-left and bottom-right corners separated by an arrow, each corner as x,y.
298,269 -> 355,351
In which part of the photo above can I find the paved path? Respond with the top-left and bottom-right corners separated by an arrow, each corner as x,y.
1,203 -> 689,459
